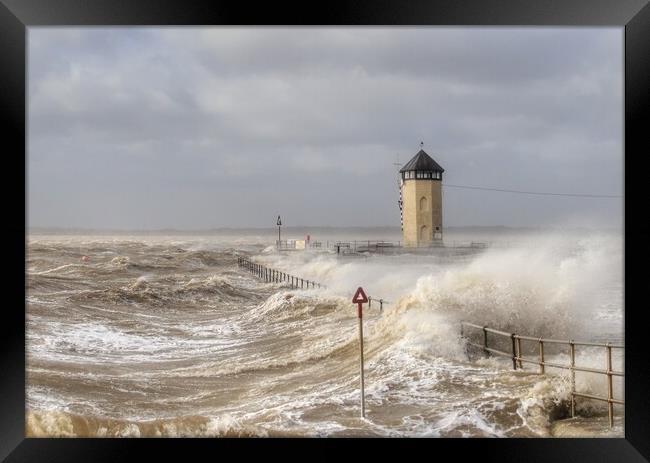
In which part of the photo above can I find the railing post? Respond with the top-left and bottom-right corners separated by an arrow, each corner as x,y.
539,339 -> 545,374
301,278 -> 304,289
368,296 -> 372,308
511,334 -> 517,370
483,326 -> 488,356
516,336 -> 523,369
379,299 -> 383,312
607,343 -> 614,428
570,340 -> 576,418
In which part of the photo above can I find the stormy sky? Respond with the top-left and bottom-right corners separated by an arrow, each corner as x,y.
28,27 -> 623,230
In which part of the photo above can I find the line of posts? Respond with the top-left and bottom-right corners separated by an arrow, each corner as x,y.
237,256 -> 325,290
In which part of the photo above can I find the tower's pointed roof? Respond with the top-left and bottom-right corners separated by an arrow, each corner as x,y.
399,149 -> 444,173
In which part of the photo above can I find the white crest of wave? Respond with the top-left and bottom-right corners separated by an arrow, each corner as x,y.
392,233 -> 621,339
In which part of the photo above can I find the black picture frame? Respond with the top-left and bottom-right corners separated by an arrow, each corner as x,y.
2,0 -> 649,461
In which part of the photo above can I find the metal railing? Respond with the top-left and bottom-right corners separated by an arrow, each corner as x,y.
323,240 -> 507,254
460,321 -> 624,428
367,295 -> 389,312
274,239 -> 509,254
237,256 -> 390,310
238,256 -> 325,289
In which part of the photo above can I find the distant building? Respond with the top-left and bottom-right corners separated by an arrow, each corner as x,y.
399,147 -> 444,246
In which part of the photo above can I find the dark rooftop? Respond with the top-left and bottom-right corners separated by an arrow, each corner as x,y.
399,149 -> 444,173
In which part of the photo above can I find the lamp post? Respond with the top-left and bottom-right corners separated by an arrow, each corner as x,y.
277,215 -> 282,249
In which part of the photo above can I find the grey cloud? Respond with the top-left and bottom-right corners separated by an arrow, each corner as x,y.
27,27 -> 622,230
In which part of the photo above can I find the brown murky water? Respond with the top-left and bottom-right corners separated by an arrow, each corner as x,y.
26,232 -> 623,437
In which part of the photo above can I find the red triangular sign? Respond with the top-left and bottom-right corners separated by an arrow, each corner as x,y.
352,287 -> 368,304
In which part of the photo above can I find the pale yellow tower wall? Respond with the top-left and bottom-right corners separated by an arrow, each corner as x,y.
402,179 -> 442,246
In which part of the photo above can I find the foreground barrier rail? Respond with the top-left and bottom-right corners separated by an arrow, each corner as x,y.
460,321 -> 624,427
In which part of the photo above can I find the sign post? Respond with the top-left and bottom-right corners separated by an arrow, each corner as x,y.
352,286 -> 369,418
